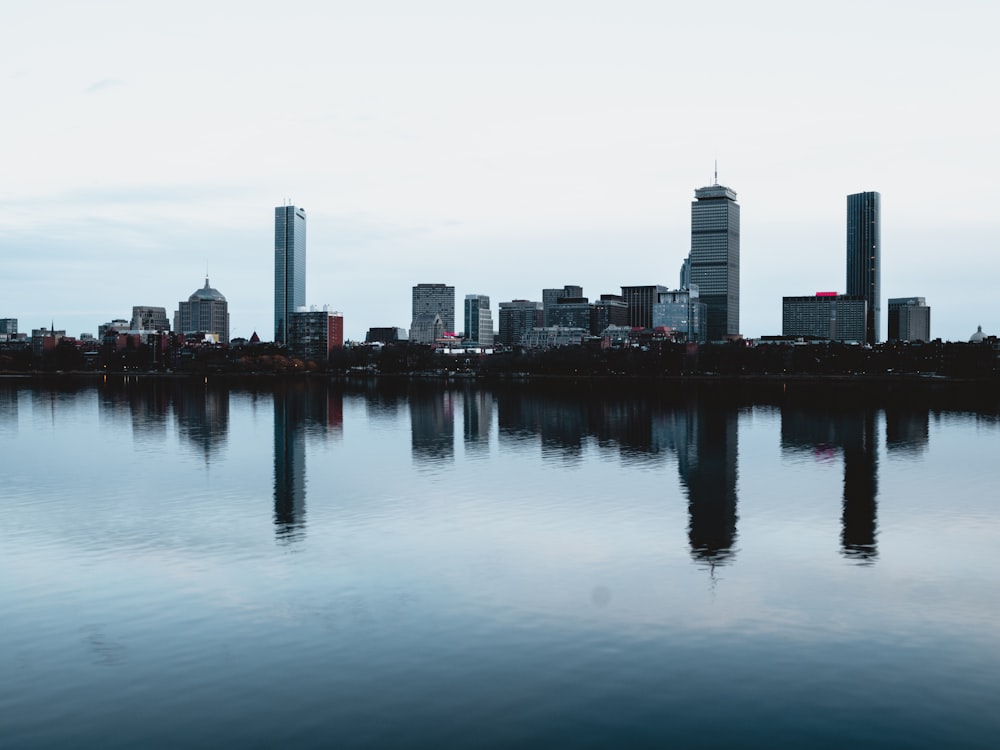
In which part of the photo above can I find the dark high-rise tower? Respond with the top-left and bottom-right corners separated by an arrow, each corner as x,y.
846,191 -> 880,345
689,182 -> 740,341
274,205 -> 307,344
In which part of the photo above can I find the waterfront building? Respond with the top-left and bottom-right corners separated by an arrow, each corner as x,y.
498,300 -> 543,346
366,327 -> 408,343
522,326 -> 588,349
590,295 -> 629,335
846,191 -> 881,344
542,285 -> 583,326
782,293 -> 866,342
689,181 -> 740,340
653,286 -> 707,343
412,284 -> 455,335
463,294 -> 494,346
287,307 -> 343,361
131,306 -> 170,332
549,297 -> 591,331
621,285 -> 668,329
887,297 -> 930,342
410,312 -> 444,345
175,277 -> 229,343
275,205 -> 307,344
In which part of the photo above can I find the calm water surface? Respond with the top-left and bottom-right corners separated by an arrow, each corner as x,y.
1,379 -> 999,749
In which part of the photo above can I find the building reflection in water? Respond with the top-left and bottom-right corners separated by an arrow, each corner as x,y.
462,387 -> 492,457
672,405 -> 740,567
781,404 -> 879,563
885,404 -> 929,457
0,385 -> 18,434
273,381 -> 344,543
491,386 -> 741,566
173,381 -> 230,464
410,387 -> 455,465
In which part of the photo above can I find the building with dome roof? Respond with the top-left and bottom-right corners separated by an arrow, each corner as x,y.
174,277 -> 230,343
969,325 -> 987,343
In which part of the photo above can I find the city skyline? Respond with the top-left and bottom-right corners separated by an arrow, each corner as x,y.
2,2 -> 998,343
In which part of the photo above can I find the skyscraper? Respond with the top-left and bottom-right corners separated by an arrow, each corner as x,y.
887,297 -> 930,342
846,191 -> 881,345
689,181 -> 740,341
274,205 -> 306,344
463,294 -> 493,346
412,284 -> 455,335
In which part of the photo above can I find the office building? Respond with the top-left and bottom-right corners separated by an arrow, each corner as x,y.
689,181 -> 740,340
366,327 -> 408,344
287,307 -> 343,361
175,277 -> 230,343
621,285 -> 668,329
412,284 -> 455,335
846,191 -> 880,344
275,205 -> 307,344
131,306 -> 170,333
549,297 -> 591,330
542,285 -> 583,326
463,294 -> 493,346
410,313 -> 444,345
782,293 -> 866,341
653,286 -> 706,343
591,295 -> 629,335
888,297 -> 930,342
0,319 -> 17,335
498,300 -> 543,346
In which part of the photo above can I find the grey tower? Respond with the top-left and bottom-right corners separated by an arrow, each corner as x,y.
274,205 -> 307,344
689,182 -> 740,341
846,191 -> 880,345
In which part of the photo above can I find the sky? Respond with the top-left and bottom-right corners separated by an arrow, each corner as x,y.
2,0 -> 998,343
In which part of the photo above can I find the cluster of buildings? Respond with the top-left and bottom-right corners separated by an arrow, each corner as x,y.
0,180 -> 955,362
780,191 -> 930,345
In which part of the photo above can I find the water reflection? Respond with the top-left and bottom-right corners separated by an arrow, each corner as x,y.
410,387 -> 455,465
462,387 -> 492,456
174,382 -> 230,463
273,381 -> 344,543
781,404 -> 879,562
678,405 -> 740,567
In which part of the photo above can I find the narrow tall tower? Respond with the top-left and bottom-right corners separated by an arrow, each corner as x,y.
846,192 -> 881,345
274,205 -> 306,344
689,181 -> 740,341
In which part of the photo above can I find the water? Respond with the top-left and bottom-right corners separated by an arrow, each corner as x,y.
2,378 -> 999,749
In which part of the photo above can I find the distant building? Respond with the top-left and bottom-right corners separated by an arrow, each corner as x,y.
653,286 -> 707,343
412,284 -> 455,336
131,306 -> 170,332
846,191 -> 881,344
287,307 -> 343,361
366,327 -> 408,343
275,205 -> 307,344
542,285 -> 583,326
98,319 -> 130,339
549,297 -> 591,330
689,181 -> 740,340
782,293 -> 866,342
522,326 -> 588,349
0,319 -> 17,335
463,294 -> 493,346
410,312 -> 444,345
498,300 -> 543,346
174,277 -> 230,343
590,295 -> 629,335
621,285 -> 668,329
887,297 -> 930,342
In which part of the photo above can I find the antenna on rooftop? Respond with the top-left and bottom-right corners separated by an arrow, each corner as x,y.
714,159 -> 718,186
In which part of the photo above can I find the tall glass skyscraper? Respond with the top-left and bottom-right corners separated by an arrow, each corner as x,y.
274,205 -> 306,344
846,191 -> 881,345
689,183 -> 740,341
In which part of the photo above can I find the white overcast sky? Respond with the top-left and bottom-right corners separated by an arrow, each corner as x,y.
2,0 -> 998,342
